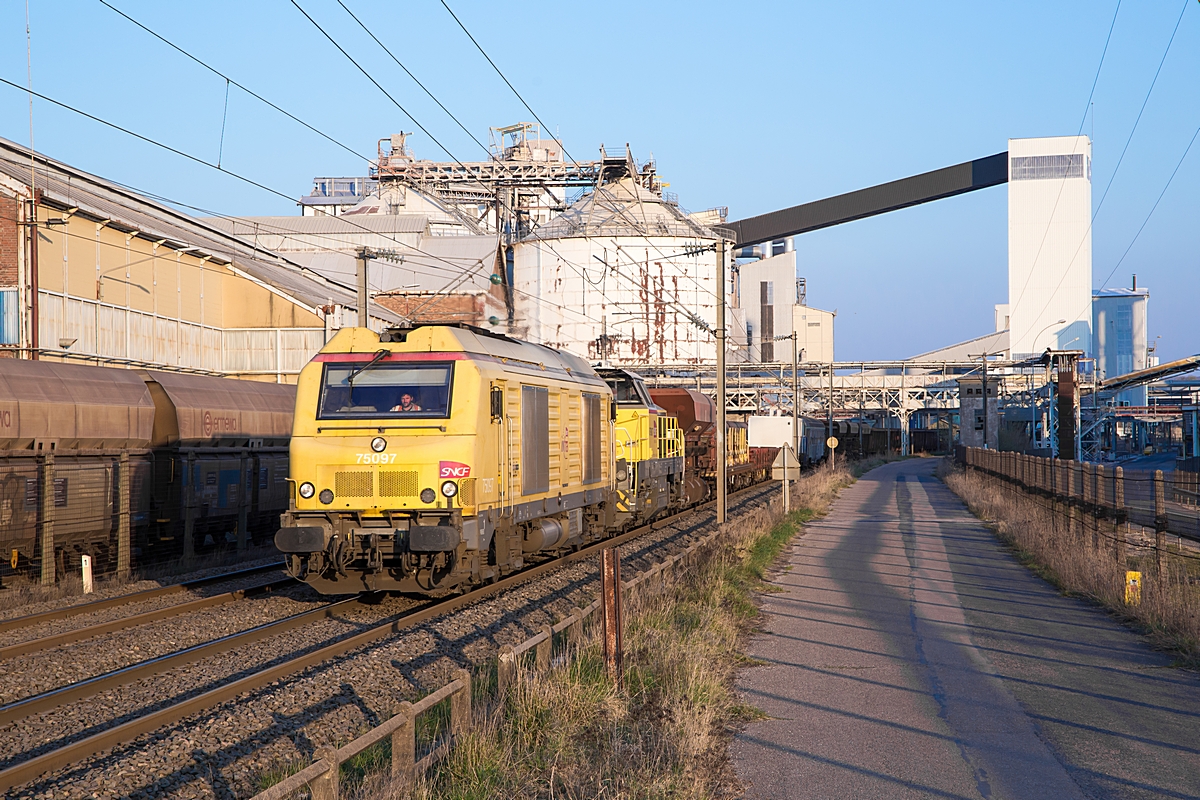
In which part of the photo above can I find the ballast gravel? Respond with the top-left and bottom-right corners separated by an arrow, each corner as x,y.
5,486 -> 776,799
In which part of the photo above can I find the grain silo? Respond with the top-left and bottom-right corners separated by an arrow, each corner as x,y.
512,175 -> 724,366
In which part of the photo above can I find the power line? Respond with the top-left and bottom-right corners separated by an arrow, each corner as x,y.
95,0 -> 369,166
1006,0 -> 1122,324
1028,0 -> 1190,332
436,0 -> 576,166
288,0 -> 471,170
1096,121 -> 1199,290
334,0 -> 492,160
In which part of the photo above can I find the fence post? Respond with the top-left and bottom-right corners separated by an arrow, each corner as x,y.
601,546 -> 623,686
1066,461 -> 1078,540
390,702 -> 415,788
117,452 -> 132,578
1154,470 -> 1167,573
535,626 -> 553,672
451,668 -> 472,737
1081,463 -> 1094,550
1113,466 -> 1126,563
497,645 -> 516,696
39,452 -> 55,586
309,747 -> 339,800
1094,464 -> 1106,552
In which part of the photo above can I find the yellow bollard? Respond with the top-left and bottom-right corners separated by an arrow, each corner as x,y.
1124,571 -> 1142,606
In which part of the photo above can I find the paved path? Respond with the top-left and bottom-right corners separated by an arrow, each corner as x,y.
733,459 -> 1200,800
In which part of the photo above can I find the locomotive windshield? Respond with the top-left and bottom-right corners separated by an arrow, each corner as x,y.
318,362 -> 453,419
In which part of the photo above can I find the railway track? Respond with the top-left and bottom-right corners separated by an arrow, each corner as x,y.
0,562 -> 285,638
0,482 -> 777,796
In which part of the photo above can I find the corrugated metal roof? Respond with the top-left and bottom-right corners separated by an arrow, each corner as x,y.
0,138 -> 403,323
203,214 -> 430,237
288,235 -> 500,295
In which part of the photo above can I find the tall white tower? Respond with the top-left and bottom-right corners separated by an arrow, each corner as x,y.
1007,136 -> 1092,358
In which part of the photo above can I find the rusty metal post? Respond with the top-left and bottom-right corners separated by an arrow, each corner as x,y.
117,452 -> 131,578
1154,470 -> 1167,574
601,546 -> 623,686
391,701 -> 415,787
38,453 -> 55,586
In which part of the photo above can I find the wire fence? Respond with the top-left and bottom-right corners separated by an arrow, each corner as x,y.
956,446 -> 1200,562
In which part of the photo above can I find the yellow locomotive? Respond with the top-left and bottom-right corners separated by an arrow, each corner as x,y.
277,324 -> 634,594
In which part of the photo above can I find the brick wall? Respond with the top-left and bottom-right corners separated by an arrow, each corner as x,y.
0,194 -> 18,287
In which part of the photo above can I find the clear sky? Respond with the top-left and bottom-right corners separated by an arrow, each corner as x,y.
2,1 -> 1196,361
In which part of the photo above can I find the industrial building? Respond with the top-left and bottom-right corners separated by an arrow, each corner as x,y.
1007,135 -> 1093,359
0,138 -> 400,380
1093,285 -> 1150,406
512,175 -> 723,364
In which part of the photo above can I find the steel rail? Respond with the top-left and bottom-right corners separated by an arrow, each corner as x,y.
0,482 -> 769,792
0,577 -> 297,661
0,563 -> 285,635
0,596 -> 366,728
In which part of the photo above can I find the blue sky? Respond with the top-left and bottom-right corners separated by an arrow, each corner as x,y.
2,0 -> 1196,361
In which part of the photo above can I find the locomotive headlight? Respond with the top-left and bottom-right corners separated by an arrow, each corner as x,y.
298,482 -> 315,499
441,480 -> 459,498
616,467 -> 628,482
370,436 -> 387,453
319,489 -> 334,505
420,488 -> 436,504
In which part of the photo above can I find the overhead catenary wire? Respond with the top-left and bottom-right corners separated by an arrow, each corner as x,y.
334,0 -> 493,160
1030,0 -> 1191,332
1005,0 -> 1123,325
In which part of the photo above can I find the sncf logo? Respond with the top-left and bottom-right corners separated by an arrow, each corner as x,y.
439,461 -> 471,479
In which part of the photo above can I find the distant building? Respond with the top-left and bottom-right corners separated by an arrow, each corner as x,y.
736,250 -> 799,362
1093,286 -> 1150,406
792,306 -> 835,364
957,376 -> 998,449
1007,135 -> 1092,358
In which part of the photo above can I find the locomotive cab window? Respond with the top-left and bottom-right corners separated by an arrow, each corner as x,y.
318,363 -> 453,419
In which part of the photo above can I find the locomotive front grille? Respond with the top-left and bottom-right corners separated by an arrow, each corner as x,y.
379,470 -> 420,497
335,471 -> 374,497
459,477 -> 476,506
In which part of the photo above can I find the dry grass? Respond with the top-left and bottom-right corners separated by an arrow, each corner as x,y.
940,460 -> 1200,669
345,466 -> 852,800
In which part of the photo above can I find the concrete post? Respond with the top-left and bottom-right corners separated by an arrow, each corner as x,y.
451,668 -> 472,736
715,239 -> 727,525
117,452 -> 131,578
391,702 -> 414,787
497,645 -> 516,696
310,747 -> 338,800
535,626 -> 553,672
39,453 -> 55,586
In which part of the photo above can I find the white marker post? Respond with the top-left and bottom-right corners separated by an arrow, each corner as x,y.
81,554 -> 94,594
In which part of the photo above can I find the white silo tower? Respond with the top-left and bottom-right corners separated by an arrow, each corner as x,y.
512,177 -> 724,366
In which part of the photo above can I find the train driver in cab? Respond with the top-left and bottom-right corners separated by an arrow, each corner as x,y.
391,391 -> 422,413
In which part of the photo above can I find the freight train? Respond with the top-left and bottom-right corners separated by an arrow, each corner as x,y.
0,359 -> 294,583
275,324 -> 778,595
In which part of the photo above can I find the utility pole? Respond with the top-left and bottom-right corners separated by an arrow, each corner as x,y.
828,361 -> 835,470
981,354 -> 989,450
791,333 -> 800,458
716,238 -> 727,525
356,247 -> 369,329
